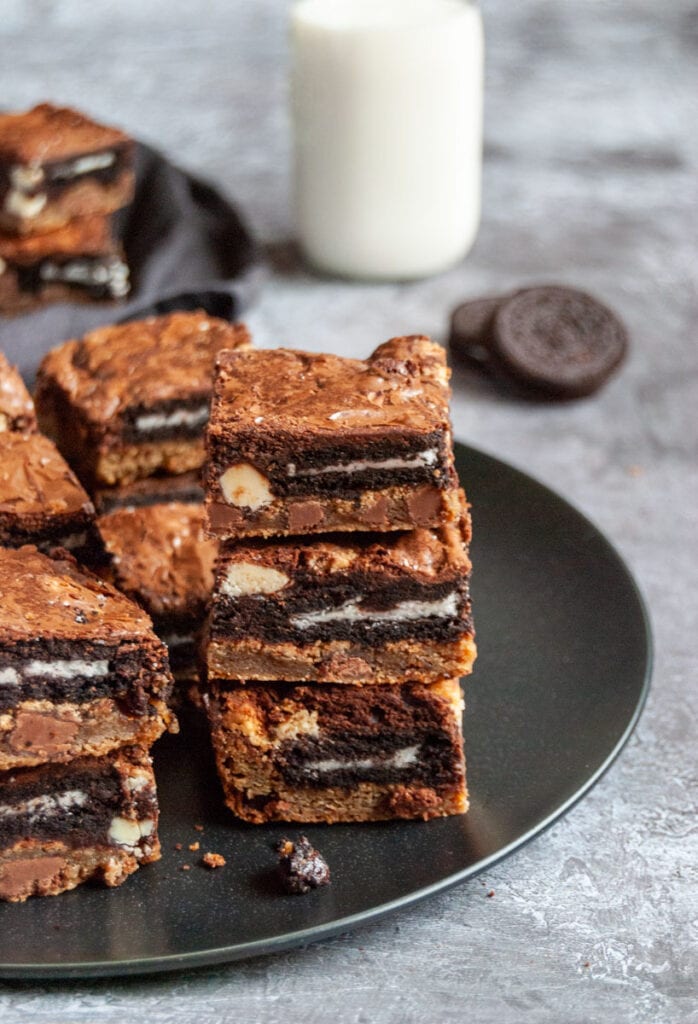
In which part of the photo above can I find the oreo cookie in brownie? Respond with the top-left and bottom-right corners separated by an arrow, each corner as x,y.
207,505 -> 475,685
0,352 -> 36,433
0,431 -> 105,564
35,311 -> 252,488
0,215 -> 129,315
98,502 -> 217,680
206,679 -> 467,823
0,546 -> 174,770
0,745 -> 160,902
205,336 -> 461,540
93,469 -> 204,515
0,103 -> 134,236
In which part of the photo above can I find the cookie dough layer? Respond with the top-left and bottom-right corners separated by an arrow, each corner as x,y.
0,746 -> 160,902
204,336 -> 458,539
35,312 -> 251,488
207,679 -> 467,823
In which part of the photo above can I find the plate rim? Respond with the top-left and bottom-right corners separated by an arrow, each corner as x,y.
0,441 -> 653,980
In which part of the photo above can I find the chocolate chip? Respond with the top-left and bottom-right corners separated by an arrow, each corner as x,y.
276,835 -> 330,895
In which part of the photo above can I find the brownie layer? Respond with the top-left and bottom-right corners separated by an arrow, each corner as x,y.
0,746 -> 160,901
93,470 -> 204,514
204,336 -> 457,538
207,679 -> 467,823
35,312 -> 251,487
0,353 -> 36,433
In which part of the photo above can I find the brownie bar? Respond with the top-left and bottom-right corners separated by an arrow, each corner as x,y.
0,546 -> 174,770
0,215 -> 129,315
206,679 -> 467,823
93,469 -> 204,514
0,745 -> 159,902
207,510 -> 475,684
0,431 -> 105,564
35,311 -> 252,488
0,352 -> 36,433
204,336 -> 460,539
0,103 -> 134,235
98,502 -> 217,678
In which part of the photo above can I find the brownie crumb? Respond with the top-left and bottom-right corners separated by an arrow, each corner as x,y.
202,852 -> 226,869
276,835 -> 331,895
174,843 -> 183,851
193,823 -> 204,832
181,864 -> 191,871
188,842 -> 200,852
486,890 -> 495,898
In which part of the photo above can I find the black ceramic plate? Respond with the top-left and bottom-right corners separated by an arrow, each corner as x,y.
0,443 -> 651,979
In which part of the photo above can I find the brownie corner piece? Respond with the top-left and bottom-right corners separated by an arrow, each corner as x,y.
0,745 -> 160,902
0,545 -> 174,770
207,678 -> 467,824
0,429 -> 104,564
205,336 -> 458,539
0,352 -> 36,433
0,102 -> 134,235
34,311 -> 252,488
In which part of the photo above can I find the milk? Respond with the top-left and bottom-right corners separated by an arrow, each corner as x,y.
291,0 -> 484,280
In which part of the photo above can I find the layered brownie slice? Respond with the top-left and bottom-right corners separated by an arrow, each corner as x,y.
204,336 -> 461,539
35,311 -> 252,488
0,103 -> 134,235
98,503 -> 217,679
206,679 -> 467,823
93,469 -> 204,515
0,353 -> 36,433
0,215 -> 129,315
0,546 -> 174,770
0,431 -> 104,564
0,745 -> 160,902
207,510 -> 475,684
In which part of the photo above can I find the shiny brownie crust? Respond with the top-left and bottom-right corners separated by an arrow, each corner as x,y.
0,354 -> 36,433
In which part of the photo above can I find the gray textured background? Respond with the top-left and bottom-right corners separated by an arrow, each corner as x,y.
1,1 -> 696,1021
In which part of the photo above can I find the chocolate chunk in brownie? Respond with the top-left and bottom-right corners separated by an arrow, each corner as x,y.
204,336 -> 460,539
0,103 -> 134,235
0,545 -> 174,769
0,431 -> 104,564
207,507 -> 475,684
0,215 -> 129,315
35,311 -> 252,488
276,836 -> 330,894
206,679 -> 468,823
0,745 -> 160,902
0,352 -> 36,433
98,502 -> 217,677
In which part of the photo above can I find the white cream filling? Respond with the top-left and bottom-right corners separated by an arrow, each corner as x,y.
24,658 -> 109,679
135,404 -> 209,433
302,744 -> 421,776
61,151 -> 116,177
290,591 -> 459,630
287,448 -> 438,477
0,789 -> 87,821
0,667 -> 19,685
40,256 -> 129,296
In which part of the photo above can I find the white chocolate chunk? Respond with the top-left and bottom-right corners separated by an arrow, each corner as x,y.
221,562 -> 289,597
10,164 -> 45,190
108,815 -> 155,849
4,189 -> 47,219
219,463 -> 273,510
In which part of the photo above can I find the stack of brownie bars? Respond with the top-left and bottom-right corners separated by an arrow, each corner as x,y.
0,355 -> 175,902
201,336 -> 477,823
0,103 -> 134,315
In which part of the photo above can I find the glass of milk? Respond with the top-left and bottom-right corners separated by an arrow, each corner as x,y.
291,0 -> 484,281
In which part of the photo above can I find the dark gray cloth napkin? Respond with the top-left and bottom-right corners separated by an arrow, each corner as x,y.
0,142 -> 265,379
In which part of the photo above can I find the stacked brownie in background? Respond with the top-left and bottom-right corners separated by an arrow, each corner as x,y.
202,336 -> 476,823
35,310 -> 250,683
0,103 -> 133,315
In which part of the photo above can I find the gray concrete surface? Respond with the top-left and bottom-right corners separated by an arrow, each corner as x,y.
0,1 -> 696,1021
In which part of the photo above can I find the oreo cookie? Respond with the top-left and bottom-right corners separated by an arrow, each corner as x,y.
449,285 -> 628,398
